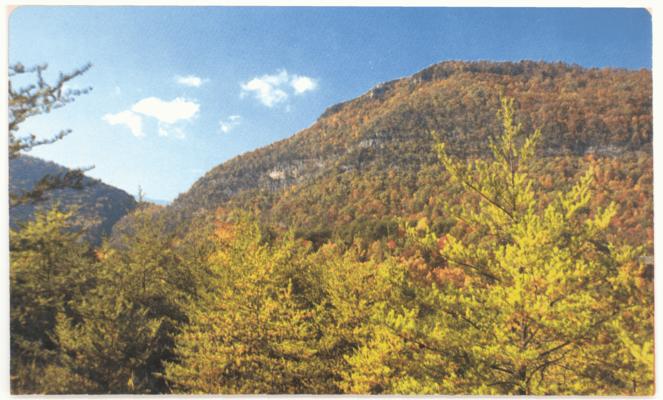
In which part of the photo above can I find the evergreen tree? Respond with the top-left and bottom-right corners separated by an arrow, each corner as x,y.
54,290 -> 164,393
166,214 -> 333,393
10,207 -> 95,393
54,205 -> 209,393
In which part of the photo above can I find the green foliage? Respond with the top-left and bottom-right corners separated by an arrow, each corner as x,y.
313,245 -> 411,392
335,260 -> 458,394
55,294 -> 163,393
166,214 -> 334,393
53,205 -> 209,393
10,207 -> 94,393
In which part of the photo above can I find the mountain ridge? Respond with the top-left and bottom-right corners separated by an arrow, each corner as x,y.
169,60 -> 651,223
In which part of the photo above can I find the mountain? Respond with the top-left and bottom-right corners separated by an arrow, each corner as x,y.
169,60 -> 651,246
10,154 -> 137,243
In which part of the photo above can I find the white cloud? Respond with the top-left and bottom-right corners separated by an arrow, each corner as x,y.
291,75 -> 318,94
131,97 -> 200,124
102,110 -> 144,138
219,115 -> 241,133
103,96 -> 199,139
240,70 -> 317,108
175,74 -> 207,87
241,70 -> 289,107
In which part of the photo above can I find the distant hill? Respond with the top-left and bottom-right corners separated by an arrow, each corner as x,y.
10,154 -> 137,243
166,60 -> 651,247
145,197 -> 171,206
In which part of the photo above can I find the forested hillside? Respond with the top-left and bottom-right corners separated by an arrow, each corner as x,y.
170,61 -> 651,249
10,154 -> 137,243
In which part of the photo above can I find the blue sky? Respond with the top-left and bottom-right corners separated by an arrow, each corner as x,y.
9,7 -> 652,202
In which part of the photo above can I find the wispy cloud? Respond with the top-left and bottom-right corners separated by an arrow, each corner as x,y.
175,74 -> 207,87
103,97 -> 199,138
102,110 -> 144,138
240,70 -> 318,108
219,115 -> 241,133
